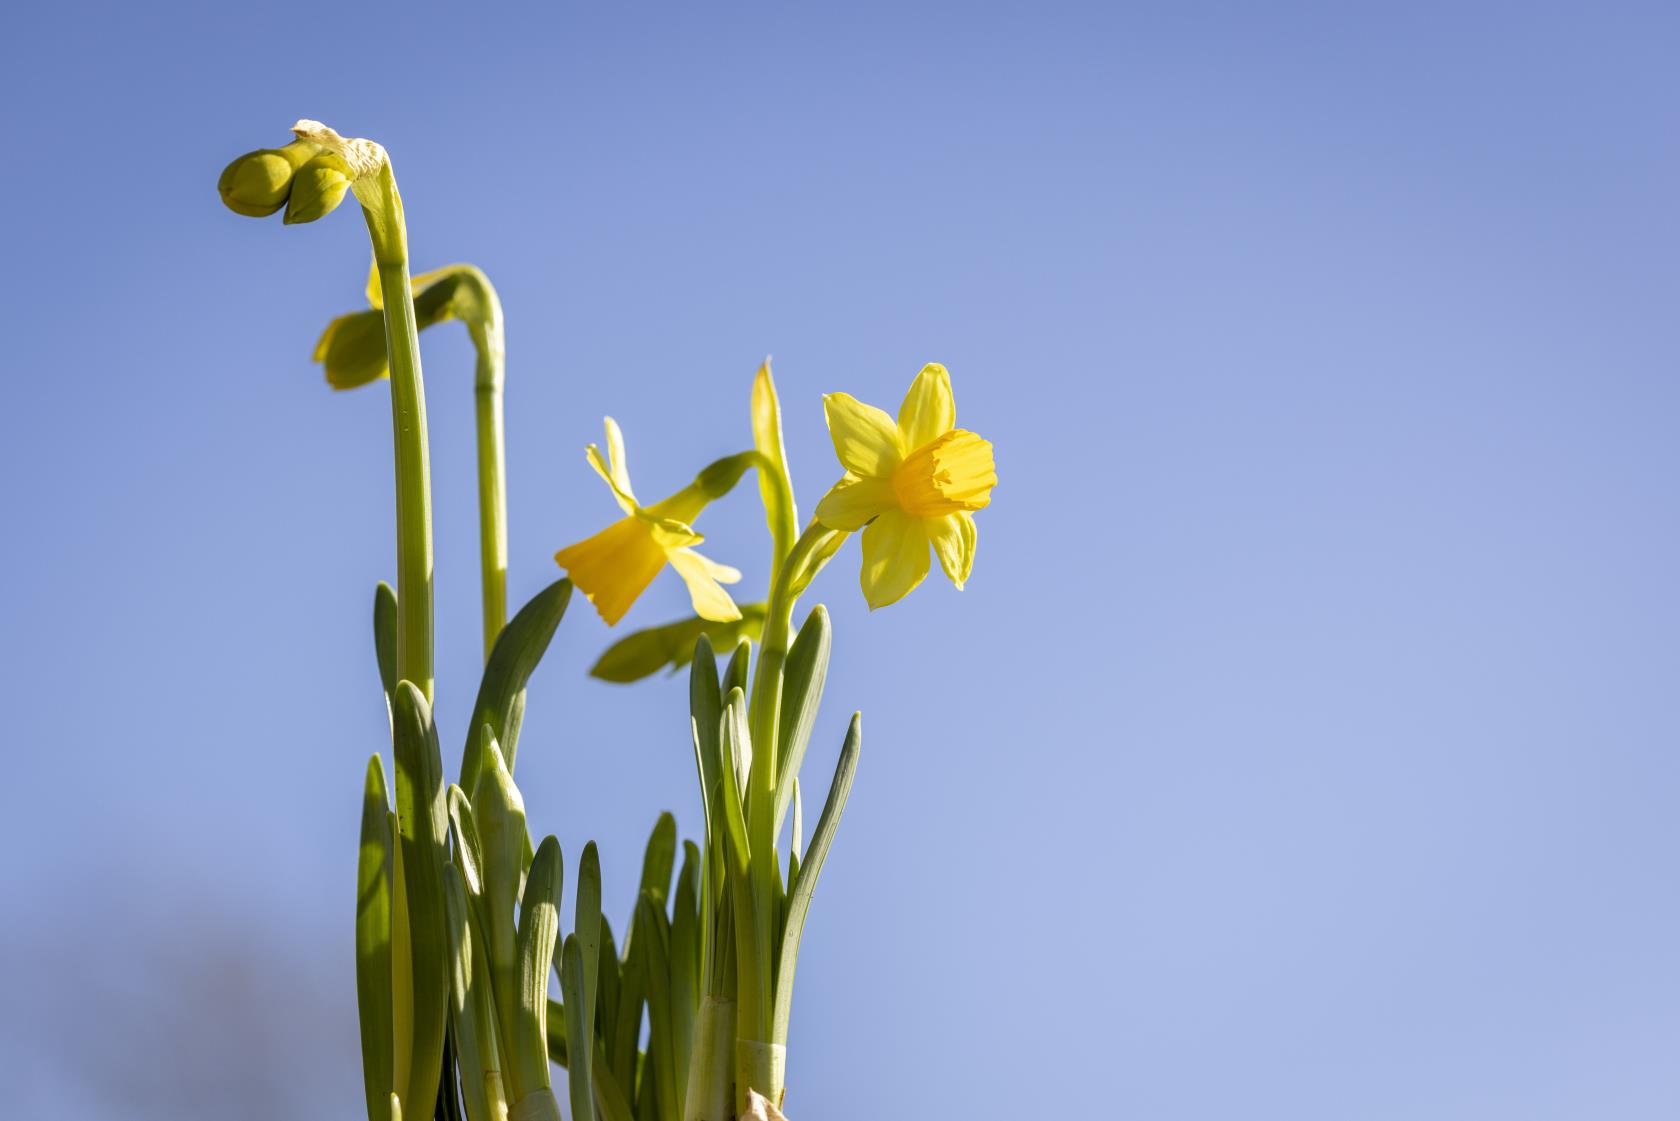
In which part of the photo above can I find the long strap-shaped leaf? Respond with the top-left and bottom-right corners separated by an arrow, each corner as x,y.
443,862 -> 495,1121
459,577 -> 572,793
565,843 -> 602,1121
770,712 -> 861,1047
773,606 -> 830,835
510,835 -> 563,1105
357,754 -> 394,1121
374,583 -> 399,728
638,891 -> 681,1121
393,682 -> 451,1120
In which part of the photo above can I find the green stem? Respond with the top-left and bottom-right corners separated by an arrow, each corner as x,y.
746,523 -> 846,768
469,319 -> 508,661
377,251 -> 436,702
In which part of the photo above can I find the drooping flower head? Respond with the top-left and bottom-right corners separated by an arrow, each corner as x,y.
555,418 -> 744,625
814,363 -> 996,608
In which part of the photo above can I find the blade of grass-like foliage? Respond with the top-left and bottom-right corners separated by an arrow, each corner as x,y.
638,813 -> 678,915
541,1000 -> 637,1121
770,712 -> 861,1047
390,811 -> 413,1114
772,606 -> 830,834
543,998 -> 568,1068
374,583 -> 399,727
595,915 -> 620,1056
570,843 -> 603,1121
638,892 -> 680,1121
357,755 -> 394,1121
393,682 -> 451,1120
590,605 -> 767,684
470,734 -> 526,1070
715,700 -> 752,873
609,910 -> 647,1095
670,841 -> 700,1095
447,785 -> 484,898
510,835 -> 563,1104
443,863 -> 492,1121
721,639 -> 752,701
459,577 -> 572,792
559,936 -> 594,1121
791,780 -> 803,866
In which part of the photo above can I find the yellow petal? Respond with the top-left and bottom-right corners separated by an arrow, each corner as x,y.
668,548 -> 743,622
927,511 -> 976,589
897,363 -> 956,449
859,508 -> 930,609
814,473 -> 896,531
822,393 -> 903,478
585,417 -> 638,514
554,516 -> 667,625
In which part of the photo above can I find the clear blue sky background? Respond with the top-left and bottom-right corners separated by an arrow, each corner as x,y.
2,2 -> 1677,1118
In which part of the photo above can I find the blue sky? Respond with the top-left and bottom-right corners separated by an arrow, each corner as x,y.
2,2 -> 1678,1118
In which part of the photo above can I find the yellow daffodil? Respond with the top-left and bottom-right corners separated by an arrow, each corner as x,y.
555,418 -> 745,626
814,363 -> 996,608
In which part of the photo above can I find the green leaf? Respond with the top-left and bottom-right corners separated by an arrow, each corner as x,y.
608,911 -> 646,1096
511,836 -> 563,1101
637,891 -> 680,1121
771,712 -> 861,1046
690,637 -> 723,868
721,639 -> 752,700
594,916 -> 620,1058
716,693 -> 752,873
559,935 -> 594,1121
392,682 -> 451,1121
773,605 -> 830,834
574,842 -> 604,1110
443,863 -> 494,1121
446,785 -> 484,898
669,840 -> 701,1095
638,813 -> 678,915
374,583 -> 399,726
469,734 -> 526,1069
460,578 -> 572,792
356,754 -> 393,1121
589,604 -> 767,684
751,360 -> 799,568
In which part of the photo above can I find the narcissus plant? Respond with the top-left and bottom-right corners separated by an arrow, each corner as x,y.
218,120 -> 996,1121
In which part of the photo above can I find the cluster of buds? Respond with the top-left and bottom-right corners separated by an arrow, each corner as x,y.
217,137 -> 353,225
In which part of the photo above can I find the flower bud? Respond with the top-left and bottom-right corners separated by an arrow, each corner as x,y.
284,153 -> 353,225
313,308 -> 389,390
216,140 -> 317,218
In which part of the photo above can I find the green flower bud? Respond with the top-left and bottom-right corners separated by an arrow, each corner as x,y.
284,153 -> 353,225
313,308 -> 389,390
216,140 -> 317,218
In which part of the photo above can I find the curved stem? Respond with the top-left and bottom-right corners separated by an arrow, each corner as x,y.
470,319 -> 508,661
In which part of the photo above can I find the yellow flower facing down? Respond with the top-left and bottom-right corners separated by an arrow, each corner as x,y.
814,363 -> 996,608
555,418 -> 744,626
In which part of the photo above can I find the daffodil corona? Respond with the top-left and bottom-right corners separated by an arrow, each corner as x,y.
555,418 -> 745,625
813,364 -> 996,608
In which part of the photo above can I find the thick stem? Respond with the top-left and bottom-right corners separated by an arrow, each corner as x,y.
376,254 -> 436,701
734,1040 -> 785,1117
683,995 -> 737,1121
746,524 -> 846,766
470,320 -> 508,661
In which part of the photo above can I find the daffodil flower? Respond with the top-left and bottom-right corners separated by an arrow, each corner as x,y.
813,363 -> 996,608
555,418 -> 746,625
